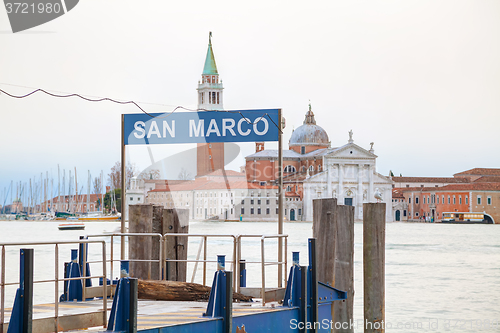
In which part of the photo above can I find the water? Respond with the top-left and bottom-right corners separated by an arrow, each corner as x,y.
0,220 -> 499,332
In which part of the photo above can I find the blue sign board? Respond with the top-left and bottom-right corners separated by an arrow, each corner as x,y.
123,109 -> 280,145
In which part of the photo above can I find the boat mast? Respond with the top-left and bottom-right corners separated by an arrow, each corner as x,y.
74,167 -> 78,213
87,170 -> 90,212
58,165 -> 61,213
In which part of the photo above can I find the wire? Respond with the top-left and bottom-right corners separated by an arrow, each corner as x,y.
0,87 -> 282,132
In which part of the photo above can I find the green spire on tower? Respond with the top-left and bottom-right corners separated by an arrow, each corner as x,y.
202,31 -> 218,75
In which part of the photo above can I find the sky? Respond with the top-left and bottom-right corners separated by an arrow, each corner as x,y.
1,0 -> 499,205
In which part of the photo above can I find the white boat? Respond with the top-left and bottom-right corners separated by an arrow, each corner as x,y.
58,223 -> 85,230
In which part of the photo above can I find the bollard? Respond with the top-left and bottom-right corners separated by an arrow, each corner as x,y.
239,259 -> 246,288
7,249 -> 34,333
363,203 -> 386,333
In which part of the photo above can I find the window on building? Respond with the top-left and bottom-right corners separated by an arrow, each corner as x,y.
257,208 -> 261,214
260,181 -> 266,186
477,196 -> 482,205
302,166 -> 306,172
257,199 -> 261,205
266,208 -> 270,215
212,92 -> 216,104
448,196 -> 450,204
403,210 -> 407,217
231,208 -> 233,214
251,199 -> 254,204
285,209 -> 287,215
415,212 -> 419,217
284,165 -> 296,173
217,92 -> 220,104
466,196 -> 468,204
301,146 -> 305,154
286,186 -> 291,192
437,196 -> 439,204
406,184 -> 409,188
298,209 -> 302,215
409,197 -> 411,204
416,197 -> 419,204
251,208 -> 254,215
130,197 -> 133,201
266,199 -> 269,205
241,199 -> 244,204
309,165 -> 314,172
487,196 -> 492,205
241,208 -> 244,215
453,196 -> 456,205
459,196 -> 462,205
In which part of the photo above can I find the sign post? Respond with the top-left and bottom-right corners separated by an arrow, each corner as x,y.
120,109 -> 282,265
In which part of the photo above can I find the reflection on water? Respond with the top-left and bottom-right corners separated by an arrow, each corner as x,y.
0,220 -> 499,332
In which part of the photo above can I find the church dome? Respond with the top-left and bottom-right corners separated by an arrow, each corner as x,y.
289,105 -> 329,147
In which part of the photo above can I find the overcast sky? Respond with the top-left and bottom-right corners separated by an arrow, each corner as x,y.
1,0 -> 499,203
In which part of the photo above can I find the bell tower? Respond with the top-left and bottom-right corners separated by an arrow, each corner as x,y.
197,31 -> 224,110
196,32 -> 225,177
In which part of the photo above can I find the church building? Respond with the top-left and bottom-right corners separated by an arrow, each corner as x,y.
245,105 -> 394,221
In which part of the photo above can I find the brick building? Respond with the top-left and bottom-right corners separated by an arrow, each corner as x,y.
393,168 -> 500,223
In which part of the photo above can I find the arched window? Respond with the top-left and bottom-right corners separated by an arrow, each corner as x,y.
309,165 -> 314,172
318,165 -> 321,171
284,165 -> 296,173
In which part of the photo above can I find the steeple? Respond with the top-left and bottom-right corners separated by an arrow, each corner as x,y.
202,32 -> 218,75
197,32 -> 224,110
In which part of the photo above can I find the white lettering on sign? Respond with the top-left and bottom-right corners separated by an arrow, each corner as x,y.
163,120 -> 175,138
206,119 -> 221,137
237,117 -> 251,136
147,121 -> 161,139
133,121 -> 146,139
189,119 -> 204,137
253,117 -> 269,135
222,118 -> 236,136
132,116 -> 270,141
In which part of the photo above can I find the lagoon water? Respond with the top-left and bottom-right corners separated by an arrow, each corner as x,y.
0,220 -> 499,332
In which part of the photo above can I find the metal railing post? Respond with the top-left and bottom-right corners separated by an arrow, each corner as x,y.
203,236 -> 207,286
55,244 -> 59,332
102,242 -> 107,329
1,245 -> 5,333
261,237 -> 266,305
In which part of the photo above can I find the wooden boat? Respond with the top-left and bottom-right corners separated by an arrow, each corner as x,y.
58,223 -> 85,230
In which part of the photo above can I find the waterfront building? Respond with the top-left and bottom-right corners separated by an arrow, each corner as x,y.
393,168 -> 500,223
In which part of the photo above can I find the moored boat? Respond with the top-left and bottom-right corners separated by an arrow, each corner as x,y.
58,222 -> 85,230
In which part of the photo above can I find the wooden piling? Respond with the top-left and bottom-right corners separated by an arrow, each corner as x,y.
129,204 -> 153,280
312,198 -> 354,332
163,209 -> 189,282
363,203 -> 385,333
151,205 -> 164,280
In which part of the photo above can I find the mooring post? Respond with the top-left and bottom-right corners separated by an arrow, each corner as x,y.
239,259 -> 246,288
334,202 -> 355,333
313,198 -> 355,332
163,209 -> 189,282
129,204 -> 153,280
7,249 -> 33,333
308,238 -> 318,333
363,203 -> 386,333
